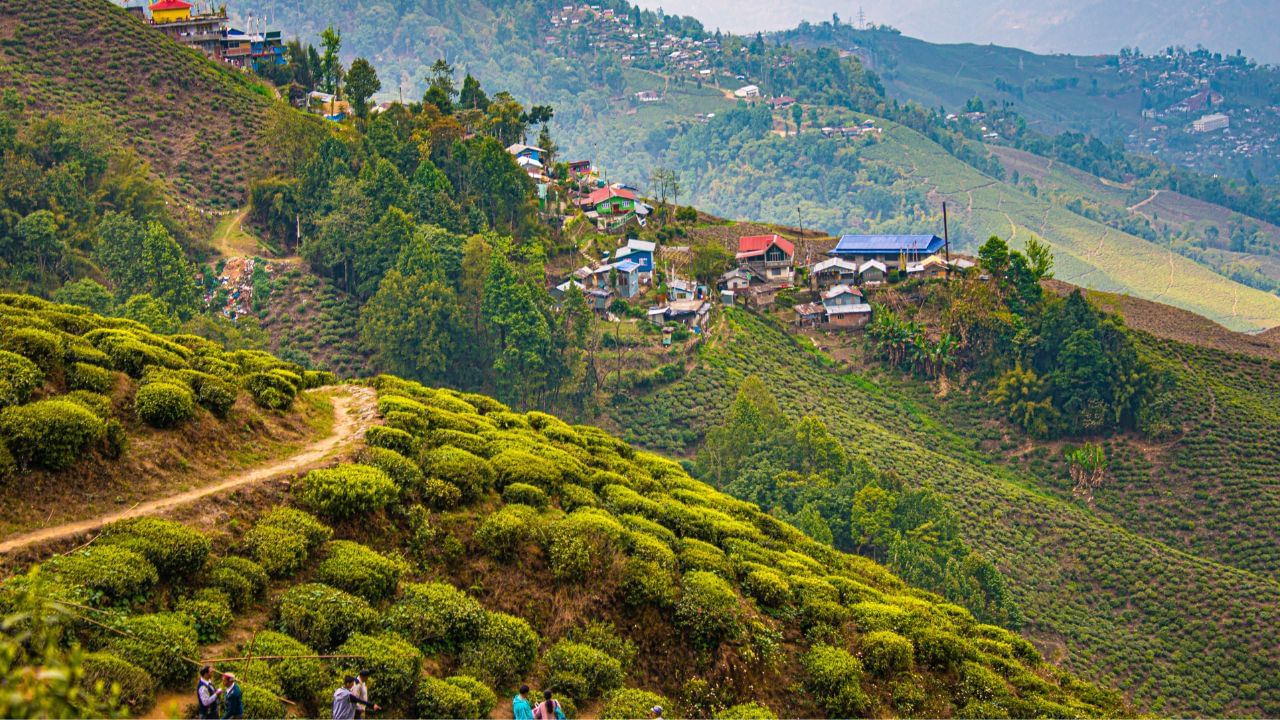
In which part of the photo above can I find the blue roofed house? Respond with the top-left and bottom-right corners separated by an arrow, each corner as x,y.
506,143 -> 546,165
829,235 -> 946,269
614,239 -> 656,275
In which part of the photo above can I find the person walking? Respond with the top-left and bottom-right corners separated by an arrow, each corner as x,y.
532,690 -> 566,720
333,676 -> 379,719
221,673 -> 244,720
513,685 -> 535,720
649,705 -> 664,719
196,666 -> 222,720
352,670 -> 371,719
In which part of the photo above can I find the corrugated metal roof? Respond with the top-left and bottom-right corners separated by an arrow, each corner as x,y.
831,235 -> 944,254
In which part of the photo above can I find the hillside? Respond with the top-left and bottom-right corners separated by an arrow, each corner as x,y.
0,0 -> 290,212
0,294 -> 1130,719
608,307 -> 1280,716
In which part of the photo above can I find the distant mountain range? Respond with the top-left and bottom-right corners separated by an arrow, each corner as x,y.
633,0 -> 1280,64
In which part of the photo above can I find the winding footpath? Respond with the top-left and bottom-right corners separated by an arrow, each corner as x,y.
0,386 -> 377,556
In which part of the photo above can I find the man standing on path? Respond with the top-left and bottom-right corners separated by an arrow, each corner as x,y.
513,684 -> 534,720
196,666 -> 222,720
221,673 -> 243,719
353,670 -> 371,719
333,676 -> 379,719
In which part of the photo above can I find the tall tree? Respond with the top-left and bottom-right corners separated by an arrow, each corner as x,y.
319,26 -> 343,96
345,58 -> 382,118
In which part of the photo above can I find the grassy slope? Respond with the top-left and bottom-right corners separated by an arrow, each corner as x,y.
861,118 -> 1280,331
0,0 -> 279,211
609,309 -> 1280,716
257,266 -> 371,378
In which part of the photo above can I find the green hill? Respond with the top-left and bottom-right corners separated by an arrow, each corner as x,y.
0,292 -> 1129,719
0,0 -> 292,212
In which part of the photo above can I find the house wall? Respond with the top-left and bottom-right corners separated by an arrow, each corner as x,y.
152,7 -> 191,22
828,312 -> 870,329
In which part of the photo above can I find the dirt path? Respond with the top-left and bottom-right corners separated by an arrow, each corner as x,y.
1128,189 -> 1161,213
0,386 -> 377,556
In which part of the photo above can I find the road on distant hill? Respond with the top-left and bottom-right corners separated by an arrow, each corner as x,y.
0,386 -> 377,556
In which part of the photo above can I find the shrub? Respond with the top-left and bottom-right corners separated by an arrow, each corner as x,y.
209,555 -> 269,610
275,583 -> 376,651
256,507 -> 332,550
955,661 -> 1010,705
241,682 -> 287,719
63,390 -> 112,418
44,545 -> 158,602
475,504 -> 540,559
107,613 -> 199,687
628,531 -> 676,569
335,632 -> 424,708
234,631 -> 328,708
99,517 -> 211,579
423,476 -> 464,509
5,327 -> 63,372
861,630 -> 914,676
802,644 -> 870,717
908,626 -> 974,670
296,464 -> 398,519
357,446 -> 426,496
385,582 -> 486,652
416,674 -> 479,719
849,601 -> 913,633
302,369 -> 336,388
317,540 -> 408,602
0,398 -> 106,470
503,482 -> 548,508
548,508 -> 627,581
742,568 -> 792,608
490,449 -> 560,491
102,419 -> 127,459
195,376 -> 238,418
619,558 -> 677,607
175,591 -> 233,643
0,440 -> 14,483
134,381 -> 196,428
245,371 -> 296,409
445,675 -> 496,718
81,652 -> 155,714
458,611 -> 539,685
427,428 -> 488,456
602,688 -> 669,720
678,538 -> 733,578
0,350 -> 43,408
243,524 -> 310,578
421,446 -> 494,500
716,702 -> 778,719
365,425 -> 416,457
674,571 -> 741,648
544,640 -> 624,699
560,483 -> 599,511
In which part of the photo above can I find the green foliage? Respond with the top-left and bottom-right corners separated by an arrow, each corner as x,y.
99,517 -> 211,579
233,631 -> 328,709
175,591 -> 233,643
601,688 -> 669,720
209,555 -> 269,610
416,675 -> 480,719
335,632 -> 423,709
716,702 -> 778,719
548,508 -> 627,581
240,682 -> 287,719
256,507 -> 332,550
421,446 -> 494,500
502,481 -> 548,508
80,652 -> 155,715
544,640 -> 625,699
385,581 -> 486,653
742,568 -> 792,608
106,613 -> 198,688
802,644 -> 870,717
445,675 -> 496,718
66,362 -> 114,394
475,503 -> 540,559
0,350 -> 42,409
275,582 -> 376,651
244,371 -> 296,410
619,558 -> 678,607
357,446 -> 426,496
4,327 -> 64,373
133,381 -> 196,428
296,463 -> 398,519
316,540 -> 408,602
860,630 -> 915,676
243,524 -> 310,578
674,570 -> 742,648
365,424 -> 416,457
458,611 -> 539,686
44,544 -> 157,603
490,449 -> 559,491
956,660 -> 1011,705
0,398 -> 106,470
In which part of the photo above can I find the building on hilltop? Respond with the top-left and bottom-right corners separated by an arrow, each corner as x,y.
828,234 -> 945,270
736,234 -> 795,285
1192,113 -> 1230,133
136,0 -> 283,70
613,239 -> 655,275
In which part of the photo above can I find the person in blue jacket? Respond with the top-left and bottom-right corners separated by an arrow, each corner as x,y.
513,685 -> 535,720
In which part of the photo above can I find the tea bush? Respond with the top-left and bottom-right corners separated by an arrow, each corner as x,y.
63,390 -> 111,418
955,660 -> 1010,705
544,640 -> 624,699
335,632 -> 423,710
175,591 -> 233,643
458,610 -> 539,685
365,425 -> 416,457
861,630 -> 914,676
296,464 -> 398,519
134,381 -> 196,428
490,449 -> 559,491
0,398 -> 106,470
423,476 -> 464,509
674,571 -> 742,648
415,675 -> 479,719
716,702 -> 778,719
742,568 -> 792,608
243,524 -> 310,578
601,688 -> 669,720
385,582 -> 486,652
547,508 -> 627,581
256,507 -> 332,550
560,483 -> 599,511
106,613 -> 199,687
357,446 -> 425,496
802,644 -> 870,717
209,555 -> 269,610
619,558 -> 677,607
44,545 -> 158,602
502,482 -> 548,508
232,631 -> 327,708
275,582 -> 376,651
0,350 -> 43,408
445,675 -> 496,718
244,371 -> 296,409
5,327 -> 63,372
421,446 -> 494,500
81,652 -> 155,714
316,540 -> 408,602
99,517 -> 211,579
475,504 -> 540,559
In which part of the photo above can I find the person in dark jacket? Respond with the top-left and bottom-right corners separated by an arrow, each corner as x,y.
221,673 -> 244,719
196,666 -> 222,720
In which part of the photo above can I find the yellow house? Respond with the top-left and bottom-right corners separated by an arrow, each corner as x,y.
149,0 -> 192,23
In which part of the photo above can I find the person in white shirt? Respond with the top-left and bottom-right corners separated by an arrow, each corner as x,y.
352,670 -> 371,719
196,665 -> 223,719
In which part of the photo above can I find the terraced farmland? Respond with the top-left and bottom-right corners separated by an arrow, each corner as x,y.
610,309 -> 1280,716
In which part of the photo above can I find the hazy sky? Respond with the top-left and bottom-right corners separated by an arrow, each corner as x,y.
632,0 -> 1279,63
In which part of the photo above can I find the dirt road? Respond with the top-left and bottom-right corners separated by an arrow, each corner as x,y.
0,386 -> 376,555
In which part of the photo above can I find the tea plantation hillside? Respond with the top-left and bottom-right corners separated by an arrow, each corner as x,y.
0,0 -> 292,211
0,348 -> 1131,718
609,309 -> 1280,716
0,293 -> 339,539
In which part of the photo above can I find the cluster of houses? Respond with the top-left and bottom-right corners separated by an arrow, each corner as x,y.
206,256 -> 268,320
505,144 -> 654,231
119,0 -> 285,72
718,233 -> 972,329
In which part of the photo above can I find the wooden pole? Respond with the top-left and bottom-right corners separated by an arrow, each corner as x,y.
942,201 -> 952,281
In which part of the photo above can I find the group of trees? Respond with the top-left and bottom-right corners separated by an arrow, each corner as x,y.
697,377 -> 1023,628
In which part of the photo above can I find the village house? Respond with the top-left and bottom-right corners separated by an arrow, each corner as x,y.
736,234 -> 795,285
858,260 -> 887,285
613,239 -> 656,274
717,267 -> 753,292
667,277 -> 699,300
585,287 -> 614,314
739,284 -> 778,310
821,284 -> 872,329
506,143 -> 546,164
829,234 -> 945,270
793,301 -> 826,327
610,260 -> 642,299
734,84 -> 761,98
578,186 -> 639,231
810,257 -> 858,289
568,160 -> 593,177
769,96 -> 797,110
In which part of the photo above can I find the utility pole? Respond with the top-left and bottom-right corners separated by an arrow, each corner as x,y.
942,201 -> 952,282
797,206 -> 804,235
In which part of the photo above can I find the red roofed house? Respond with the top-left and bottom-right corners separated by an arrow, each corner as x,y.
149,0 -> 193,22
736,234 -> 795,284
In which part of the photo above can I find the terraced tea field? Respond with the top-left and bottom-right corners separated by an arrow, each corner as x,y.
610,309 -> 1280,716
